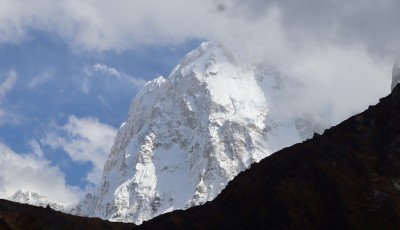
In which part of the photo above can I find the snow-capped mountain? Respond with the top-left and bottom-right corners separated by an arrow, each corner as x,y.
75,41 -> 328,224
8,189 -> 71,212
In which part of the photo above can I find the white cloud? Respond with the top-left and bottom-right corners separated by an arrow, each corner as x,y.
0,1 -> 394,134
0,70 -> 20,125
81,63 -> 145,94
92,63 -> 146,85
201,4 -> 392,126
275,43 -> 390,125
0,1 -> 398,58
0,2 -> 394,80
28,139 -> 45,159
0,0 -> 215,50
42,115 -> 117,185
92,63 -> 121,77
90,63 -> 146,87
0,1 -> 396,97
0,70 -> 17,100
28,69 -> 54,89
0,141 -> 80,204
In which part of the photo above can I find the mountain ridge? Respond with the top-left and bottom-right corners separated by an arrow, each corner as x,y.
0,198 -> 135,230
7,189 -> 72,213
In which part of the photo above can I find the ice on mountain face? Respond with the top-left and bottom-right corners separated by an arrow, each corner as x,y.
8,189 -> 71,212
75,41 -> 327,224
392,63 -> 400,91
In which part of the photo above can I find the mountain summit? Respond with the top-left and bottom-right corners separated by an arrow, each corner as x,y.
75,42 -> 326,223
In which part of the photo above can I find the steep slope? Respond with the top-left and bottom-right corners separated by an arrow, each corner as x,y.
75,41 -> 326,223
138,84 -> 400,229
0,199 -> 135,230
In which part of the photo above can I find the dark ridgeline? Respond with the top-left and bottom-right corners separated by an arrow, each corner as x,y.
1,85 -> 400,229
0,198 -> 135,230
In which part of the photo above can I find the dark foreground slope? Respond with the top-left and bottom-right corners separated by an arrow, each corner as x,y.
139,86 -> 400,229
0,199 -> 135,230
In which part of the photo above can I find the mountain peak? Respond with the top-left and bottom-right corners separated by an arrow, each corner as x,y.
75,41 -> 328,224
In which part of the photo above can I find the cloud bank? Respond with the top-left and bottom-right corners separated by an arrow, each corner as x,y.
0,142 -> 80,204
0,70 -> 21,125
0,115 -> 117,204
42,115 -> 117,185
0,1 -> 398,57
0,1 -> 395,91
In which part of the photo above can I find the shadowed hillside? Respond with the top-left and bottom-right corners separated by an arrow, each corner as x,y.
0,199 -> 135,230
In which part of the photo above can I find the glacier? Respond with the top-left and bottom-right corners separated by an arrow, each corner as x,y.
74,41 -> 327,224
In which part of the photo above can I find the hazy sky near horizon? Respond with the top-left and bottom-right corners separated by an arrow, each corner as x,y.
0,0 -> 398,204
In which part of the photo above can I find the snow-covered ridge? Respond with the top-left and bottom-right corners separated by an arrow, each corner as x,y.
75,41 -> 327,224
8,189 -> 73,213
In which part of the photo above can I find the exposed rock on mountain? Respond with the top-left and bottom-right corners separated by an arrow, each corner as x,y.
75,41 -> 327,223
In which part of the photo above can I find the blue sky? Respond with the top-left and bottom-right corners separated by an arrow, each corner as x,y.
0,0 -> 398,204
0,29 -> 201,202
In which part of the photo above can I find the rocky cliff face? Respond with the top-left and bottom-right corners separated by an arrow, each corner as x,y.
75,42 -> 326,223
